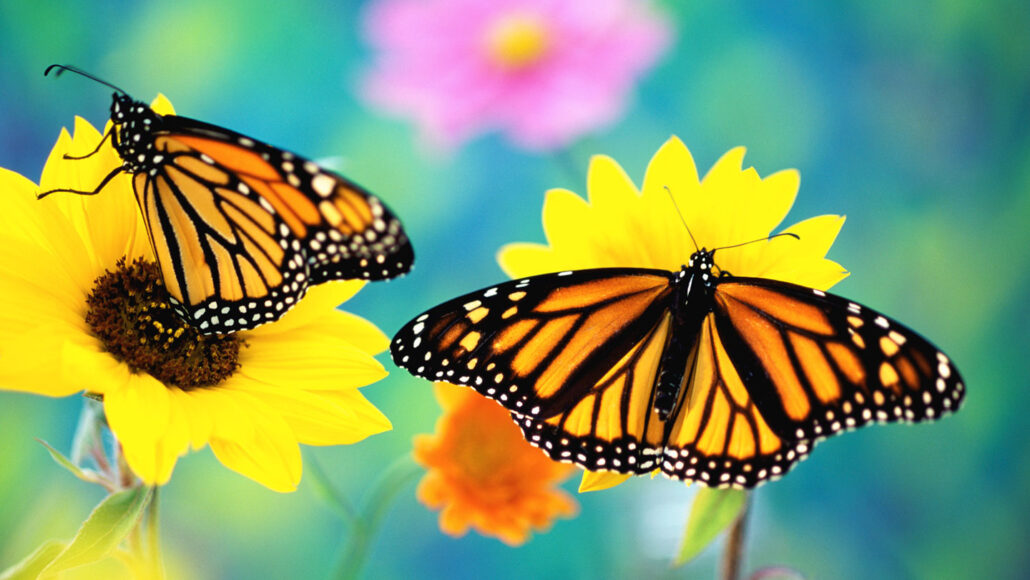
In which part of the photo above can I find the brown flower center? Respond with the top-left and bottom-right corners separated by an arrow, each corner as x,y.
85,257 -> 242,389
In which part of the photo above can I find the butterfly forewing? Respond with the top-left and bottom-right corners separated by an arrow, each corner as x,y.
711,278 -> 965,443
162,116 -> 413,281
130,114 -> 413,333
391,269 -> 674,417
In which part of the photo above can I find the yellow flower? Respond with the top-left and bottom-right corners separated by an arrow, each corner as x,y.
413,382 -> 578,545
498,136 -> 847,491
0,99 -> 392,492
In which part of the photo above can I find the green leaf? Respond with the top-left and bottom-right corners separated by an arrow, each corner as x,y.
39,487 -> 152,576
675,488 -> 748,566
0,540 -> 67,580
35,439 -> 96,484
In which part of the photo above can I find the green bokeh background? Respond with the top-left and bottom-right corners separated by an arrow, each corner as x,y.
1,1 -> 1028,578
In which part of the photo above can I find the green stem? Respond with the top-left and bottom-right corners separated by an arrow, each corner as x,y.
145,486 -> 164,579
362,455 -> 421,532
126,514 -> 144,566
720,495 -> 751,580
70,398 -> 105,467
114,442 -> 135,489
553,148 -> 585,185
331,455 -> 421,580
550,136 -> 603,186
307,456 -> 363,530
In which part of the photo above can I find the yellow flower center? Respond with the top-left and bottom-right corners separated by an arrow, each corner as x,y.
86,257 -> 242,389
484,13 -> 551,70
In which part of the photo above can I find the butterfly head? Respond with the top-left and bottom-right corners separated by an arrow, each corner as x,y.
685,248 -> 719,284
110,93 -> 134,124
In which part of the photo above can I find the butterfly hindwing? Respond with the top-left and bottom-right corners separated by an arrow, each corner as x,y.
661,315 -> 809,487
391,268 -> 675,417
513,312 -> 673,474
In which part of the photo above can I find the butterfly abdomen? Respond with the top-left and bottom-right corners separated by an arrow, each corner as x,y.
654,268 -> 713,419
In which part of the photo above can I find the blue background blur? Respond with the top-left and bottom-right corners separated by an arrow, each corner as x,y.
1,1 -> 1028,578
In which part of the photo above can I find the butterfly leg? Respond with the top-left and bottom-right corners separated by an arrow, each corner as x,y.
37,165 -> 125,199
62,129 -> 114,160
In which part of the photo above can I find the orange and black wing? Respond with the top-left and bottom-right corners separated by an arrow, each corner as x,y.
512,310 -> 676,474
133,115 -> 412,333
659,278 -> 966,488
391,268 -> 679,470
659,314 -> 809,487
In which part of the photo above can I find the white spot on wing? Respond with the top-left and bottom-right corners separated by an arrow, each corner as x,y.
311,174 -> 335,197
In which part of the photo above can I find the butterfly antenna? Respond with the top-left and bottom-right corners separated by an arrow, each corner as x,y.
714,232 -> 801,253
664,185 -> 700,252
44,64 -> 128,96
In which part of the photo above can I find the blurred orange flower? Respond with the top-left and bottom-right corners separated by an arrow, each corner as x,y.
413,382 -> 578,545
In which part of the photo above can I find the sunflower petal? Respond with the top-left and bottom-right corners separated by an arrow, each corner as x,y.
239,332 -> 387,390
168,388 -> 215,450
104,374 -> 187,485
207,391 -> 302,492
251,280 -> 366,336
497,242 -> 561,279
60,336 -> 135,396
587,155 -> 639,213
578,470 -> 632,492
270,309 -> 389,355
229,380 -> 392,445
540,188 -> 595,262
759,214 -> 849,289
641,137 -> 701,208
0,324 -> 90,397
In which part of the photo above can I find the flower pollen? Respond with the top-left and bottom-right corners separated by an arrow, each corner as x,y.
86,257 -> 242,389
485,13 -> 550,70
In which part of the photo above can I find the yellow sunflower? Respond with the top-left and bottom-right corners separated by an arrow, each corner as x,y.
0,99 -> 391,492
413,382 -> 578,545
498,136 -> 848,491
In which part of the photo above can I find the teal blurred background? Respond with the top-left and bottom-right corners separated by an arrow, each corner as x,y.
1,1 -> 1028,578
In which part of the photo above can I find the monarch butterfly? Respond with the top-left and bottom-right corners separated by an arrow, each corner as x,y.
390,245 -> 965,488
40,64 -> 414,334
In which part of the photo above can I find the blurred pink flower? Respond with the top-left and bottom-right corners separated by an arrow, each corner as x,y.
360,0 -> 671,151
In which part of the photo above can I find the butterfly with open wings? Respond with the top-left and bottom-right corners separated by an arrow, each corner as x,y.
391,245 -> 965,489
41,65 -> 413,334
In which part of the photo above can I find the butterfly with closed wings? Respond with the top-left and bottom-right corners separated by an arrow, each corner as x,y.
40,65 -> 414,334
391,242 -> 965,488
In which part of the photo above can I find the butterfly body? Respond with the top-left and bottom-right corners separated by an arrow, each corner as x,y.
59,88 -> 413,334
654,254 -> 721,419
109,94 -> 161,173
392,249 -> 964,488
